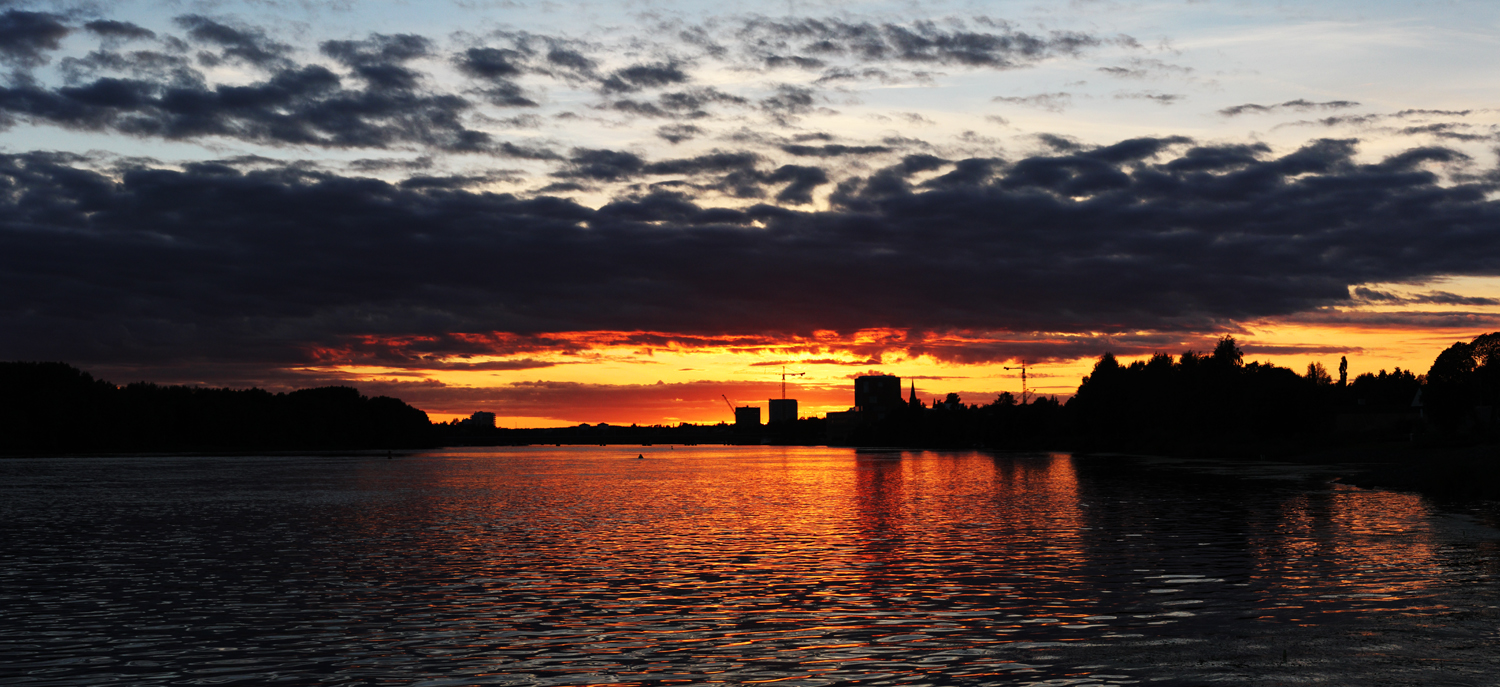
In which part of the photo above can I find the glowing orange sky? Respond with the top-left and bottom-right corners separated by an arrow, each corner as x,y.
303,278 -> 1500,427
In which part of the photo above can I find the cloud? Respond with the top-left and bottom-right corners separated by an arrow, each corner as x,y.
780,143 -> 892,157
767,164 -> 829,204
454,46 -> 526,79
0,46 -> 499,153
734,17 -> 1102,70
606,87 -> 749,119
1393,108 -> 1472,118
656,123 -> 702,144
6,138 -> 1500,373
1274,114 -> 1384,129
453,46 -> 540,106
0,10 -> 70,67
84,20 -> 156,44
643,150 -> 761,175
321,33 -> 433,91
992,92 -> 1071,112
1114,91 -> 1182,105
760,84 -> 819,121
0,13 -> 1126,160
1351,286 -> 1500,307
58,47 -> 199,85
556,147 -> 647,180
1218,99 -> 1360,117
174,14 -> 292,69
1397,122 -> 1493,142
349,156 -> 434,172
1095,58 -> 1192,80
600,61 -> 689,93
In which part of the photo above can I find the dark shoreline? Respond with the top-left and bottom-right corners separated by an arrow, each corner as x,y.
1070,439 -> 1500,502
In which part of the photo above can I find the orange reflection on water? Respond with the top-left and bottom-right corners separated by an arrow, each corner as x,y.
1250,485 -> 1447,622
335,448 -> 1486,683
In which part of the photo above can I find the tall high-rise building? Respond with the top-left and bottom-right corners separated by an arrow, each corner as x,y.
855,375 -> 902,417
768,398 -> 798,423
734,405 -> 761,428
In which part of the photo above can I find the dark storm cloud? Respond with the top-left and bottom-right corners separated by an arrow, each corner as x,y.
8,136 -> 1500,368
0,10 -> 70,67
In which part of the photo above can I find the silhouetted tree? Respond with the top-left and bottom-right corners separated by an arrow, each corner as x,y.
1306,362 -> 1332,385
1424,332 -> 1500,430
1212,335 -> 1244,368
0,362 -> 435,453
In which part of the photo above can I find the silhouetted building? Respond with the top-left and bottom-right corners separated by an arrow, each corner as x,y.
768,398 -> 798,423
855,375 -> 903,418
734,406 -> 761,428
908,380 -> 922,409
825,409 -> 859,444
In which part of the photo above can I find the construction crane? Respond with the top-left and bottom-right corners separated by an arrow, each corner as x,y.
721,394 -> 736,417
1004,360 -> 1031,405
779,366 -> 805,399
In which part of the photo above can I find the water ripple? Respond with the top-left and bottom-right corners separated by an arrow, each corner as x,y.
3,448 -> 1499,685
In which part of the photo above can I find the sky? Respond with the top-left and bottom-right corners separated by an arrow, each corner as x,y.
4,0 -> 1500,427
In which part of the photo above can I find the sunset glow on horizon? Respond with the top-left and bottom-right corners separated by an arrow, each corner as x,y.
5,0 -> 1500,426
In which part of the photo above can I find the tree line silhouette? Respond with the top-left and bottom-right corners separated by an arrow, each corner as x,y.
844,334 -> 1474,456
0,362 -> 435,454
5,332 -> 1498,456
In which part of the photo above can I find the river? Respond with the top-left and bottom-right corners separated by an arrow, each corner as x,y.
3,447 -> 1498,685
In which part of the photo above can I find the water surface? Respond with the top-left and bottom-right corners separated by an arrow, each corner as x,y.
3,447 -> 1498,685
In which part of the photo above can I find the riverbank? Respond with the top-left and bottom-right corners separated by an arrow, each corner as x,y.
1071,435 -> 1500,502
1338,441 -> 1500,500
